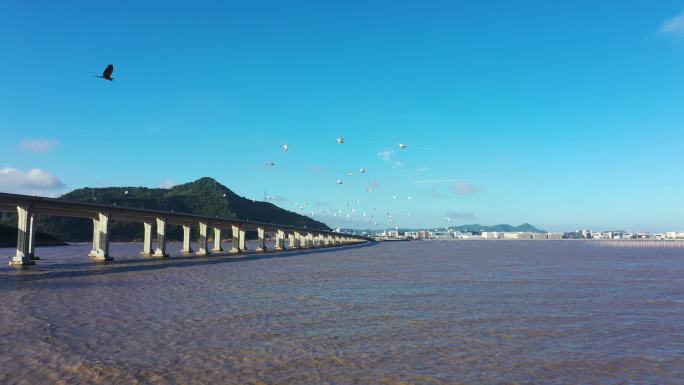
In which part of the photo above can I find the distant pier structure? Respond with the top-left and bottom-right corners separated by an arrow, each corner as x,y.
0,192 -> 372,267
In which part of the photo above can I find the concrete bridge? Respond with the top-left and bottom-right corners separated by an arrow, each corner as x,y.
0,192 -> 372,267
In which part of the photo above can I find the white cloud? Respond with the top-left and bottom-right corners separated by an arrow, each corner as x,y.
377,149 -> 404,167
377,149 -> 394,161
17,138 -> 59,153
660,12 -> 684,36
0,167 -> 65,195
159,179 -> 176,189
269,195 -> 288,202
451,181 -> 480,194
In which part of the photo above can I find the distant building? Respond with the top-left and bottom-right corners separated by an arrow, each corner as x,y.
546,232 -> 563,239
481,231 -> 503,239
502,232 -> 532,239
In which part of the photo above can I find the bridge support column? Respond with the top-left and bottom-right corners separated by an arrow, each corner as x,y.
239,228 -> 247,251
197,222 -> 209,256
307,233 -> 315,248
275,229 -> 285,250
9,205 -> 35,266
212,227 -> 223,252
181,225 -> 193,254
288,233 -> 296,249
154,218 -> 168,257
140,222 -> 153,256
27,213 -> 39,260
89,213 -> 112,261
294,231 -> 303,248
231,225 -> 241,253
256,227 -> 266,252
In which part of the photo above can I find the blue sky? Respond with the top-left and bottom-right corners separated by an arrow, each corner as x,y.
1,0 -> 684,232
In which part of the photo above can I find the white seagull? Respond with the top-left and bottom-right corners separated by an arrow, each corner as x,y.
281,144 -> 289,152
337,137 -> 345,144
336,179 -> 343,185
359,168 -> 366,173
398,143 -> 407,149
265,162 -> 276,166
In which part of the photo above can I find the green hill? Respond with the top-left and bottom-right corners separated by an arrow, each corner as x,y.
0,222 -> 67,247
31,177 -> 329,242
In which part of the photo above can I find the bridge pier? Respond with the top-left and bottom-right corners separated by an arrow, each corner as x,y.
140,222 -> 154,256
307,233 -> 315,248
197,221 -> 209,256
275,229 -> 285,250
231,225 -> 241,253
27,213 -> 40,260
154,218 -> 169,257
181,225 -> 193,254
212,227 -> 223,252
9,205 -> 35,266
239,228 -> 247,251
89,213 -> 112,261
256,227 -> 266,252
288,233 -> 296,249
294,231 -> 304,248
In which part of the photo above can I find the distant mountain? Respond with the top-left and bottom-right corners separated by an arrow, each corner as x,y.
355,223 -> 546,234
31,177 -> 329,242
451,223 -> 546,233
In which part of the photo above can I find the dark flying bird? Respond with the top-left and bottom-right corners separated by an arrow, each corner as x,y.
95,64 -> 115,81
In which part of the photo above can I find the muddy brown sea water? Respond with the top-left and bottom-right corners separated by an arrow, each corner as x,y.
1,240 -> 683,385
